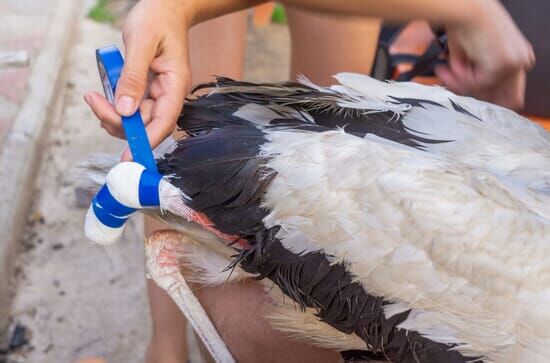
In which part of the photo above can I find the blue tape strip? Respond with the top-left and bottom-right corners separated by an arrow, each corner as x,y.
92,46 -> 160,230
96,46 -> 158,173
122,112 -> 158,172
92,202 -> 129,228
139,170 -> 162,206
94,184 -> 136,217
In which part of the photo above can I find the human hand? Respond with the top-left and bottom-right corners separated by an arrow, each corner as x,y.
435,0 -> 535,110
84,0 -> 192,160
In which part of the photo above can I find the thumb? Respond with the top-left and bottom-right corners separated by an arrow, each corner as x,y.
115,34 -> 157,116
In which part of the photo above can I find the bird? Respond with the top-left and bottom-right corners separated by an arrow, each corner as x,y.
80,73 -> 550,363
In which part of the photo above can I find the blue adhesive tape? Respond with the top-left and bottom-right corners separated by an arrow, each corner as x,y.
122,112 -> 158,172
91,46 -> 161,231
92,202 -> 129,228
138,170 -> 163,207
94,184 -> 136,217
96,46 -> 158,173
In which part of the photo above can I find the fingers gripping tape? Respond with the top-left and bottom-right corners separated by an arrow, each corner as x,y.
87,46 -> 162,243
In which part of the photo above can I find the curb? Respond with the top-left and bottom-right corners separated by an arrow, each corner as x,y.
0,0 -> 81,330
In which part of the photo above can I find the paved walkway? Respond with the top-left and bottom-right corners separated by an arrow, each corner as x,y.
0,0 -> 59,142
0,0 -> 81,336
2,2 -> 290,361
4,16 -> 151,363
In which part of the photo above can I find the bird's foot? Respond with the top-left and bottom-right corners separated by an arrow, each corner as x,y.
144,229 -> 235,363
144,229 -> 193,291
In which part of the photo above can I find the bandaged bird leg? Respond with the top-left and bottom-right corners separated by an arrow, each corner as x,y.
85,162 -> 169,245
145,230 -> 235,363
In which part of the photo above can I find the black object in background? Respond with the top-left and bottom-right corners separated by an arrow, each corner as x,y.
501,0 -> 550,117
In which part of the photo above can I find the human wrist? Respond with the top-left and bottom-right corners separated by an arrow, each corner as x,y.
175,0 -> 197,28
152,0 -> 194,29
185,0 -> 263,27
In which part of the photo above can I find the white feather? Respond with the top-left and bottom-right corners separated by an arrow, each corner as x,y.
261,127 -> 550,362
233,103 -> 315,125
266,285 -> 367,351
153,135 -> 178,157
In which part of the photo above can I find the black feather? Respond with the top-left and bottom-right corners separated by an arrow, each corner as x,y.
155,78 -> 474,362
449,99 -> 482,121
234,227 -> 476,363
157,124 -> 274,235
179,77 -> 450,149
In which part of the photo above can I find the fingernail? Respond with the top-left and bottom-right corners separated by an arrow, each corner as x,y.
116,96 -> 135,116
84,94 -> 93,106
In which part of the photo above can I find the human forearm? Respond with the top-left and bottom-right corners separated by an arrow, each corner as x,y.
85,0 -> 533,152
187,0 -> 486,28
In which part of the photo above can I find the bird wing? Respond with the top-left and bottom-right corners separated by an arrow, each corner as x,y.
155,75 -> 550,362
157,121 -> 472,362
260,127 -> 550,362
333,73 -> 550,219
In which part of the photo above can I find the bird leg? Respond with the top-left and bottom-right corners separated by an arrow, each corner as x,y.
144,230 -> 235,363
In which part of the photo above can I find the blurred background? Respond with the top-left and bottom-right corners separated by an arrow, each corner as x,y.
0,1 -> 292,362
1,1 -> 549,362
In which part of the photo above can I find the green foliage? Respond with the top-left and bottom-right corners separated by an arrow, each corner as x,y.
88,0 -> 116,23
271,3 -> 287,24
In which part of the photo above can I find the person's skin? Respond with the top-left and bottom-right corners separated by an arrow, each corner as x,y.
144,8 -> 382,362
286,6 -> 381,84
83,1 -> 535,362
84,0 -> 535,160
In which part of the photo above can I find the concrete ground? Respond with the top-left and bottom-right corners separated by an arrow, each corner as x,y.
4,17 -> 149,363
0,0 -> 55,142
0,0 -> 80,335
3,3 -> 289,362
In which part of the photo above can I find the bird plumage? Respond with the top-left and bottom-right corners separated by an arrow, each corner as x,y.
82,73 -> 550,362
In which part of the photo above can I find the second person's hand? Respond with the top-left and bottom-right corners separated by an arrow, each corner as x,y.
435,0 -> 535,110
84,0 -> 192,160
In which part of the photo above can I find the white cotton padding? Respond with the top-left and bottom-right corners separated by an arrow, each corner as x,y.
84,205 -> 126,245
105,161 -> 146,208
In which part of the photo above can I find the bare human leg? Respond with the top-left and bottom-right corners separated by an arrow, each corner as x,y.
144,12 -> 247,363
145,230 -> 342,363
286,6 -> 381,85
145,8 -> 382,363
